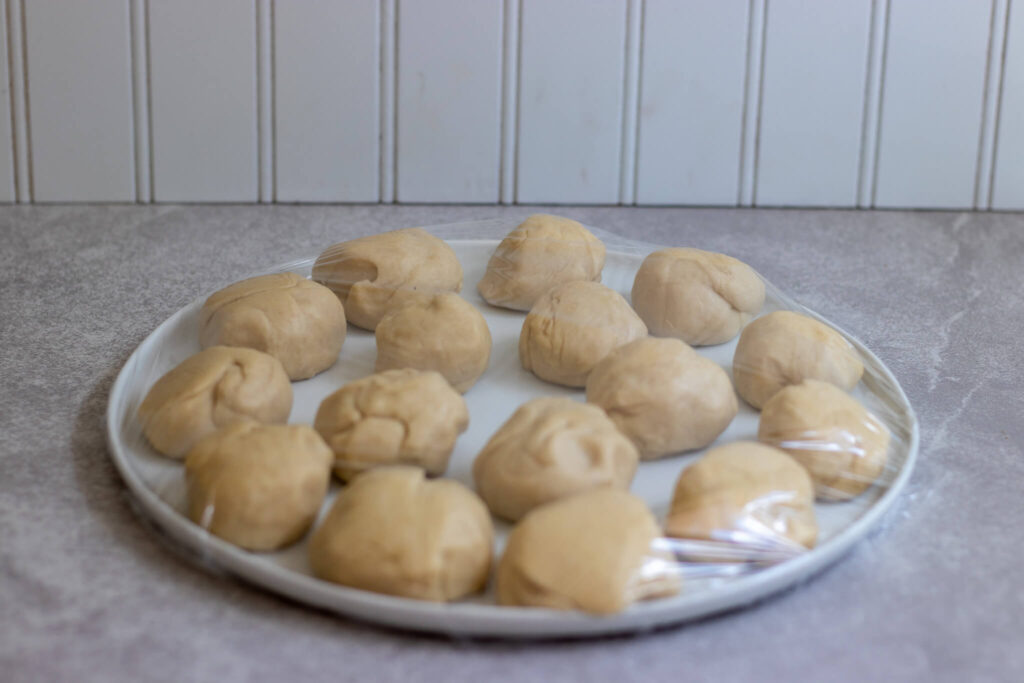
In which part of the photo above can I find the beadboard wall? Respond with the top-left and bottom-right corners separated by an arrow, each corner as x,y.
1,0 -> 1022,208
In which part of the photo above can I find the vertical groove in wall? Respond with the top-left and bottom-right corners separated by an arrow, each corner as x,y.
618,0 -> 642,205
1,0 -> 13,200
512,0 -> 523,204
256,0 -> 272,203
7,0 -> 29,201
856,0 -> 885,208
989,0 -> 1013,208
499,0 -> 519,205
380,0 -> 396,203
130,0 -> 151,202
737,0 -> 765,207
975,0 -> 1009,209
631,0 -> 647,205
869,0 -> 892,208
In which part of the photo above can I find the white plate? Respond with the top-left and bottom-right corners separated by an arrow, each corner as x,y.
106,239 -> 919,638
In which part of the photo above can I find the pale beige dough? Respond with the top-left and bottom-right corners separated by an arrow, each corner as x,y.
631,248 -> 765,346
198,272 -> 346,380
477,214 -> 606,311
758,380 -> 890,501
586,337 -> 738,460
184,422 -> 333,551
311,228 -> 463,330
314,369 -> 469,481
138,346 -> 292,459
308,467 -> 493,602
519,280 -> 647,388
472,397 -> 639,521
733,310 -> 864,409
496,489 -> 680,614
664,442 -> 818,549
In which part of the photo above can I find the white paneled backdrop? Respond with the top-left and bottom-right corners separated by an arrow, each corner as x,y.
1,0 -> 1022,208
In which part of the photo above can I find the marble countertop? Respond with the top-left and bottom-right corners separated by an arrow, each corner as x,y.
1,205 -> 1021,682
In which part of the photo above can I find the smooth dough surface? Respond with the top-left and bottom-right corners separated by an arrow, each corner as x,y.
586,337 -> 738,460
314,369 -> 469,481
184,422 -> 332,551
631,248 -> 765,346
496,489 -> 679,614
477,214 -> 606,311
472,397 -> 639,521
758,380 -> 890,501
519,280 -> 647,387
308,467 -> 493,602
137,346 -> 292,458
311,228 -> 463,330
733,310 -> 864,409
199,272 -> 346,380
375,293 -> 491,392
664,442 -> 818,549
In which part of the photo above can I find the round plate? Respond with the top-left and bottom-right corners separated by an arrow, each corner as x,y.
106,239 -> 919,638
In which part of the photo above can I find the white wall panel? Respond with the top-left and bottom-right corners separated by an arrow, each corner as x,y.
635,0 -> 749,205
756,0 -> 872,207
993,0 -> 1024,209
24,0 -> 134,201
517,0 -> 626,204
149,0 -> 257,202
0,0 -> 15,202
874,0 -> 991,209
396,0 -> 502,203
275,0 -> 379,202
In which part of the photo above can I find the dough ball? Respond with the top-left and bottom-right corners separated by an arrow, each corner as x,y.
472,397 -> 639,521
311,228 -> 463,330
586,337 -> 738,460
308,467 -> 493,602
314,369 -> 469,481
631,248 -> 765,346
477,214 -> 606,311
733,310 -> 864,409
758,380 -> 890,501
665,442 -> 818,549
138,346 -> 292,458
199,272 -> 346,380
519,280 -> 647,388
375,293 -> 491,393
184,423 -> 332,551
496,489 -> 679,614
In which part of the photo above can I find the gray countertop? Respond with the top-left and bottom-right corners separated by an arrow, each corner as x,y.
1,205 -> 1022,682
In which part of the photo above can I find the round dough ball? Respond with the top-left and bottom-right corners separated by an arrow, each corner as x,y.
631,248 -> 765,346
308,467 -> 493,602
184,423 -> 333,551
314,369 -> 469,481
477,214 -> 606,311
664,442 -> 818,549
586,337 -> 738,460
519,280 -> 647,388
375,293 -> 491,393
758,380 -> 890,501
472,397 -> 639,521
496,489 -> 679,614
199,272 -> 346,380
733,310 -> 864,409
138,346 -> 292,458
311,228 -> 463,330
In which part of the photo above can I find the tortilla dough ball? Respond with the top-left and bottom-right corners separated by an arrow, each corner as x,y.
184,423 -> 332,551
758,380 -> 890,501
311,228 -> 463,330
308,467 -> 493,602
519,281 -> 648,388
665,442 -> 818,549
472,397 -> 639,521
631,248 -> 765,346
314,369 -> 469,481
375,293 -> 491,393
733,310 -> 864,409
586,337 -> 738,460
496,489 -> 680,614
477,214 -> 606,311
198,272 -> 346,380
138,346 -> 292,459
